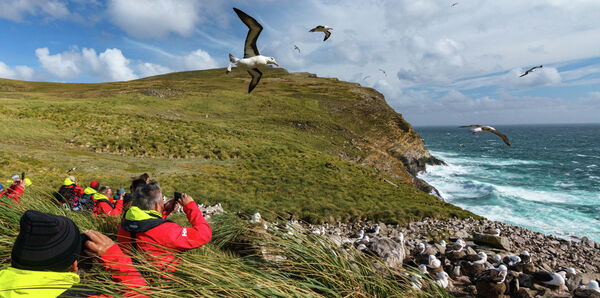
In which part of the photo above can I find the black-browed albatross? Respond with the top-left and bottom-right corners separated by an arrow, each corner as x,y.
520,65 -> 543,77
226,8 -> 279,93
294,45 -> 301,53
309,25 -> 333,41
459,125 -> 511,147
379,68 -> 387,76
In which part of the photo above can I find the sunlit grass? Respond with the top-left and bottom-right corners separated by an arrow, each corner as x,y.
1,194 -> 451,297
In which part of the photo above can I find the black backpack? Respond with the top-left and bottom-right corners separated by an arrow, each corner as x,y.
80,193 -> 95,211
55,185 -> 73,205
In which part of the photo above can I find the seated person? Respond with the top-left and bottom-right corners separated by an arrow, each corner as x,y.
123,178 -> 147,212
81,180 -> 100,211
0,210 -> 146,297
57,176 -> 84,211
117,181 -> 211,275
93,186 -> 124,216
2,174 -> 26,203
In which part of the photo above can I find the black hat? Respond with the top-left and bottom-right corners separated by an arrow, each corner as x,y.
11,210 -> 82,271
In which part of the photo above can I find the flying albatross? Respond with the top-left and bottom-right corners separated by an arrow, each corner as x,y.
459,125 -> 511,147
451,2 -> 459,7
520,65 -> 543,77
227,8 -> 279,93
294,45 -> 301,53
309,25 -> 333,41
379,68 -> 387,76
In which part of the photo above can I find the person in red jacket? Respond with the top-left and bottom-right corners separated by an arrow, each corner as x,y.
0,210 -> 147,297
56,176 -> 84,210
2,174 -> 26,203
117,180 -> 212,275
93,186 -> 124,216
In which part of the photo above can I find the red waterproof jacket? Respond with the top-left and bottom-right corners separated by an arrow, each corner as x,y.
117,201 -> 212,274
93,193 -> 123,216
2,181 -> 25,203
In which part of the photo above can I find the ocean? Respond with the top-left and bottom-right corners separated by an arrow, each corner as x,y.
415,124 -> 600,242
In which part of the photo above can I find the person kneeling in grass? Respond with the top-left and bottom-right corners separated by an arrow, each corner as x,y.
0,210 -> 147,297
117,181 -> 212,276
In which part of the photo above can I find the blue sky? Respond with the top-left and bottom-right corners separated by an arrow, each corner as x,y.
0,0 -> 599,126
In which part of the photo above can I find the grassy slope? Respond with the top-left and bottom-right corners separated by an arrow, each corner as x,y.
0,68 -> 477,224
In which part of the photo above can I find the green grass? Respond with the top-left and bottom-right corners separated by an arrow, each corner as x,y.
0,68 -> 478,224
1,194 -> 452,297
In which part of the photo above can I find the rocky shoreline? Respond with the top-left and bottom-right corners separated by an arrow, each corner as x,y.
199,203 -> 600,297
298,217 -> 600,297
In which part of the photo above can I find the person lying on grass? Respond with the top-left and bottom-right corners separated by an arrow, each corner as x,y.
117,181 -> 212,276
0,210 -> 147,297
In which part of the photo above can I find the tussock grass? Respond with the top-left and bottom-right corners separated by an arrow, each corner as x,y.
0,194 -> 451,297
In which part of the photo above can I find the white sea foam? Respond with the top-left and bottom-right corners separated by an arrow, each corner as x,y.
494,185 -> 578,203
420,149 -> 600,242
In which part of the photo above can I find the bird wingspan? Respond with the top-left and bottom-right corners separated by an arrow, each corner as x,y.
324,31 -> 331,41
309,26 -> 324,32
247,68 -> 263,93
233,8 -> 263,58
490,129 -> 511,146
459,125 -> 481,128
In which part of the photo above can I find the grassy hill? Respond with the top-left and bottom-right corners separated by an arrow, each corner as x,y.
0,67 -> 477,223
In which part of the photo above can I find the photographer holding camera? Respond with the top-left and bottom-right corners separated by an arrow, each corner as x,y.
117,181 -> 211,276
0,210 -> 147,297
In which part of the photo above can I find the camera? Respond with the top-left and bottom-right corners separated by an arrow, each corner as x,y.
78,233 -> 93,270
174,192 -> 182,200
21,172 -> 25,180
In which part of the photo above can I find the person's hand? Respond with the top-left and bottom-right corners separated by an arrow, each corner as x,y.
164,198 -> 178,213
118,191 -> 125,200
83,230 -> 115,257
179,193 -> 194,206
18,180 -> 26,187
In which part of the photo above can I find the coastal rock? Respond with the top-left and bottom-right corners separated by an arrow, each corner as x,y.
366,237 -> 405,268
473,232 -> 511,250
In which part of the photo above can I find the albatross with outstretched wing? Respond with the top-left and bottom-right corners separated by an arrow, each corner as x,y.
226,8 -> 279,93
309,25 -> 333,41
460,125 -> 511,147
520,65 -> 543,77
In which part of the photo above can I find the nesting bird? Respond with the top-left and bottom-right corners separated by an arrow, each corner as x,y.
435,271 -> 450,289
533,271 -> 566,288
475,265 -> 508,298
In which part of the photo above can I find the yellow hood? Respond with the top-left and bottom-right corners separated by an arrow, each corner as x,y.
125,206 -> 162,221
63,178 -> 75,186
0,267 -> 79,297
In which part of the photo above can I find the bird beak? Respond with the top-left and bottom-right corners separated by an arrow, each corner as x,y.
274,62 -> 279,67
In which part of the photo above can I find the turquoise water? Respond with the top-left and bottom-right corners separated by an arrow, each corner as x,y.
416,124 -> 600,242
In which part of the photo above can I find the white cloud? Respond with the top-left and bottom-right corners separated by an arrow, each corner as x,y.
0,0 -> 70,22
36,47 -> 80,79
108,0 -> 202,38
178,49 -> 219,70
36,47 -> 138,81
0,62 -> 36,80
138,62 -> 173,77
